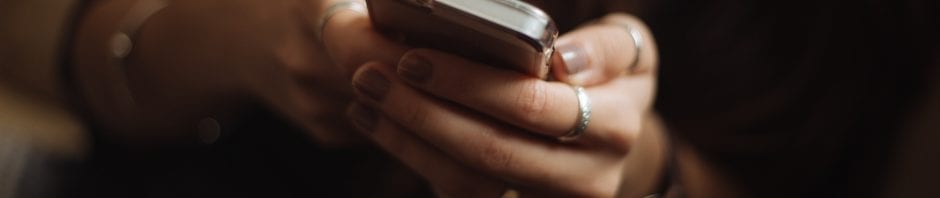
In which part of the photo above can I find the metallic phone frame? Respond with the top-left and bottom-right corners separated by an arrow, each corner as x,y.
367,0 -> 558,76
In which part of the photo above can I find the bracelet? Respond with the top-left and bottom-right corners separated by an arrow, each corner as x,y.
108,0 -> 168,104
103,0 -> 223,144
110,0 -> 168,60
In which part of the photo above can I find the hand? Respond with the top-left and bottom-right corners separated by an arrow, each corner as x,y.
71,0 -> 408,147
262,0 -> 410,147
348,14 -> 664,197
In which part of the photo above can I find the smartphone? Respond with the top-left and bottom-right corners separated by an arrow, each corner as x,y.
366,0 -> 558,77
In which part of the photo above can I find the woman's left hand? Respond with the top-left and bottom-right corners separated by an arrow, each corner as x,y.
348,14 -> 666,197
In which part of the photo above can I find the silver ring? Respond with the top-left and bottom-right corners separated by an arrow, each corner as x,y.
315,1 -> 367,43
616,23 -> 644,71
558,85 -> 591,142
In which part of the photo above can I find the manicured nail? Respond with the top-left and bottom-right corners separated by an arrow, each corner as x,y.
347,103 -> 378,133
556,42 -> 589,75
353,68 -> 391,102
398,53 -> 432,84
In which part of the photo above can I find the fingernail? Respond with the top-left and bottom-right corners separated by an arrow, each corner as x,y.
556,42 -> 589,75
347,103 -> 378,133
353,68 -> 391,102
398,53 -> 432,84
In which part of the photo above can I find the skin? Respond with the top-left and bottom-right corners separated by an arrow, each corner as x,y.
345,13 -> 666,197
72,0 -> 677,197
72,0 -> 406,146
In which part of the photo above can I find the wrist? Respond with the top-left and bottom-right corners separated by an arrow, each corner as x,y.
72,0 -> 148,133
71,0 -> 250,146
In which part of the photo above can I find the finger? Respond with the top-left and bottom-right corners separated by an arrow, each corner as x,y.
346,103 -> 506,198
395,49 -> 653,151
312,0 -> 410,77
550,13 -> 658,85
351,63 -> 624,197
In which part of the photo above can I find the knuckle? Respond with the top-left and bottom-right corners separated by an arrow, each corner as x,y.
606,130 -> 634,154
478,138 -> 516,174
608,114 -> 642,153
400,105 -> 431,129
513,80 -> 550,124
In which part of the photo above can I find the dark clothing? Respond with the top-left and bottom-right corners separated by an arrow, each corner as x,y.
644,0 -> 938,196
71,108 -> 431,198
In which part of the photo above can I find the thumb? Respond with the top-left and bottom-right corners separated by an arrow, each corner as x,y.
551,14 -> 656,86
